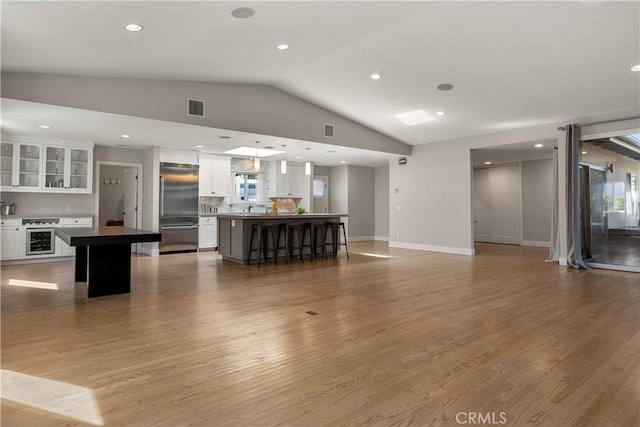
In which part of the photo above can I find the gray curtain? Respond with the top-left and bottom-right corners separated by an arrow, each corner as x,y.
546,147 -> 560,263
566,125 -> 588,269
625,172 -> 633,218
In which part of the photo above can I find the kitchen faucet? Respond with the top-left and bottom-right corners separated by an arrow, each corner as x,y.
248,204 -> 253,213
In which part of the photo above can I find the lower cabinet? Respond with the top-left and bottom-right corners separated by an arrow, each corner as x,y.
57,217 -> 93,256
1,219 -> 24,260
198,217 -> 217,250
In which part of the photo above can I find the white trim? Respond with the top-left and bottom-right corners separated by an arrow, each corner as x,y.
586,262 -> 640,273
139,243 -> 159,257
95,160 -> 144,230
373,235 -> 389,242
388,241 -> 474,256
522,240 -> 550,247
580,127 -> 640,141
349,236 -> 376,242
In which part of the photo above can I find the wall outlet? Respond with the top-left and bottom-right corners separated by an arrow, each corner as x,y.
396,205 -> 401,211
396,231 -> 400,237
65,205 -> 71,212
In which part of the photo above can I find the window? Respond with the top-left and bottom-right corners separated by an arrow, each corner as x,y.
234,173 -> 259,203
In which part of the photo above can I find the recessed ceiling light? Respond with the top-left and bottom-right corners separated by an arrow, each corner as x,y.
436,111 -> 445,116
124,24 -> 143,32
370,73 -> 381,80
195,145 -> 204,148
327,150 -> 337,153
484,161 -> 492,165
534,143 -> 544,148
581,151 -> 588,155
231,7 -> 255,19
340,160 -> 347,164
120,134 -> 130,138
631,65 -> 640,72
395,110 -> 435,126
277,44 -> 289,50
39,125 -> 51,129
437,83 -> 454,91
295,156 -> 302,159
219,135 -> 231,139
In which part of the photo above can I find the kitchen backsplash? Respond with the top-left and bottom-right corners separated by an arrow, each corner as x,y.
1,192 -> 94,215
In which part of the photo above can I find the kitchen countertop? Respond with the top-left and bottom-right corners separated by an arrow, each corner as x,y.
1,213 -> 95,219
216,212 -> 347,219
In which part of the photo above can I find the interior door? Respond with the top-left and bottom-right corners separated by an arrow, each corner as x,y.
489,164 -> 521,245
123,167 -> 138,229
473,165 -> 521,245
313,176 -> 329,213
473,168 -> 490,242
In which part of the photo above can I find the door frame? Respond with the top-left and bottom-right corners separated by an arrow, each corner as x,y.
95,160 -> 144,230
312,175 -> 329,213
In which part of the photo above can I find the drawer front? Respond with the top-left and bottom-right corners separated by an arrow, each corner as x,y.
61,217 -> 92,226
0,219 -> 20,227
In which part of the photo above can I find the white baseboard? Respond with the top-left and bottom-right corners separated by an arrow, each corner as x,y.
139,245 -> 159,257
373,235 -> 389,242
349,236 -> 376,242
521,240 -> 551,248
388,241 -> 474,256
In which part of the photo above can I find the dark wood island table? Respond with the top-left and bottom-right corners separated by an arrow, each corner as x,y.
55,226 -> 162,298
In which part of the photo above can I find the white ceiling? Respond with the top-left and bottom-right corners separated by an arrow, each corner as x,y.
1,1 -> 639,166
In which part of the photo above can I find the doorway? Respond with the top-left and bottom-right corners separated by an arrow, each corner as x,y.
473,164 -> 522,245
313,175 -> 329,213
95,161 -> 143,250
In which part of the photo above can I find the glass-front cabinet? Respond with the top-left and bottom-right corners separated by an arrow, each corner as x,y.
0,141 -> 92,193
0,142 -> 15,187
44,145 -> 91,192
0,142 -> 42,189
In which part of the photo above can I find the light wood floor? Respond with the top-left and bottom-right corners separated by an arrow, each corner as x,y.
1,242 -> 638,426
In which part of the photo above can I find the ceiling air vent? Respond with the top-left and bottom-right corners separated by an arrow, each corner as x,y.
188,98 -> 205,117
324,123 -> 335,138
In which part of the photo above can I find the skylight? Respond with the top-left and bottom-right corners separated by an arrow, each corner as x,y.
223,147 -> 283,157
395,110 -> 436,126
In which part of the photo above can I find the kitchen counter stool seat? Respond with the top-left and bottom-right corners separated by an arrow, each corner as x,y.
248,223 -> 278,267
285,223 -> 304,263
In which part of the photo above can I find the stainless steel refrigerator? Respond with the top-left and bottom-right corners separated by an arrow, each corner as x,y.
159,162 -> 199,254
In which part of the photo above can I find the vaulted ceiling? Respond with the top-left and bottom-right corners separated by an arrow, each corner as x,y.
1,1 -> 639,166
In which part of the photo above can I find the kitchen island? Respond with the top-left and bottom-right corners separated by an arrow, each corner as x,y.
55,226 -> 162,297
217,213 -> 347,264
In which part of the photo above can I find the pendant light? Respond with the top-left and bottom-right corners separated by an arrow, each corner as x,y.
253,141 -> 260,172
304,147 -> 312,175
280,144 -> 287,174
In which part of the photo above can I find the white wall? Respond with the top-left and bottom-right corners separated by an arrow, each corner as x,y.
389,122 -> 563,256
347,166 -> 375,239
2,72 -> 410,157
0,193 -> 93,216
329,166 -> 348,216
521,159 -> 553,244
375,165 -> 389,240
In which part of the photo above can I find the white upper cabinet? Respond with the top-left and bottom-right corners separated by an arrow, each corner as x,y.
199,156 -> 230,196
272,162 -> 302,197
0,140 -> 93,193
44,145 -> 92,192
1,142 -> 42,190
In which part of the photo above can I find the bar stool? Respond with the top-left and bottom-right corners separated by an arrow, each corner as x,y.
311,223 -> 327,260
300,223 -> 313,260
323,221 -> 338,258
248,223 -> 278,267
274,223 -> 287,263
337,221 -> 349,258
286,223 -> 304,263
